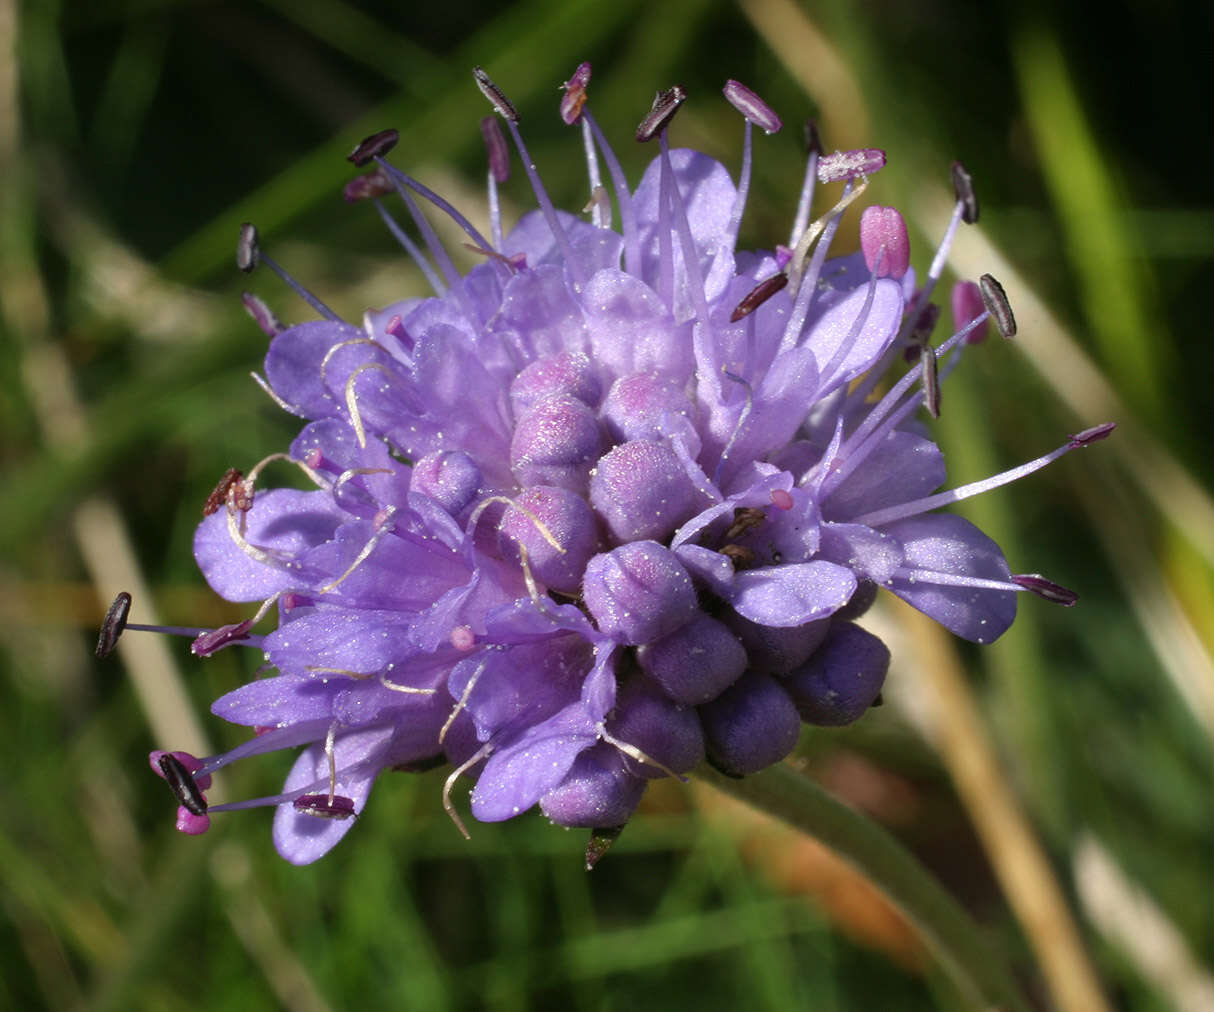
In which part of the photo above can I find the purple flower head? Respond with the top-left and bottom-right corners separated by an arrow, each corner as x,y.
117,66 -> 1110,863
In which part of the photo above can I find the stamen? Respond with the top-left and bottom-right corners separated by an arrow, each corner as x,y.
192,593 -> 281,657
203,468 -> 244,516
379,673 -> 437,695
583,110 -> 640,275
316,506 -> 397,594
157,752 -> 208,816
730,272 -> 788,322
481,116 -> 509,249
440,656 -> 488,745
635,86 -> 687,143
191,619 -> 254,657
560,62 -> 592,125
586,825 -> 624,870
817,148 -> 885,183
240,292 -> 284,337
921,343 -> 941,418
95,591 -> 131,658
468,495 -> 565,554
332,467 -> 393,508
236,223 -> 340,322
251,371 -> 304,416
789,119 -> 822,247
848,427 -> 1115,528
713,370 -> 754,486
770,489 -> 794,511
723,79 -> 782,134
1013,574 -> 1079,606
443,742 -> 494,840
979,273 -> 1017,338
472,66 -> 519,122
343,362 -> 396,448
370,199 -> 446,295
244,451 -> 328,493
342,166 -> 395,203
598,726 -> 686,782
579,122 -> 608,228
324,723 -> 338,801
347,128 -> 400,166
951,161 -> 979,225
293,794 -> 357,819
1070,422 -> 1116,446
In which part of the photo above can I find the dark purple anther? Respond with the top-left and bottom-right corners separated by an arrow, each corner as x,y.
240,292 -> 284,336
922,347 -> 941,418
911,301 -> 940,345
978,273 -> 1016,338
95,591 -> 132,658
1068,422 -> 1116,447
803,118 -> 822,156
817,148 -> 885,183
346,128 -> 399,167
191,619 -> 255,657
203,467 -> 244,517
158,753 -> 208,816
1013,574 -> 1079,607
730,272 -> 789,322
293,794 -> 357,819
951,161 -> 979,225
480,116 -> 510,182
473,67 -> 519,123
561,62 -> 592,125
635,86 -> 687,143
723,79 -> 782,134
236,223 -> 259,273
343,167 -> 394,202
585,825 -> 623,870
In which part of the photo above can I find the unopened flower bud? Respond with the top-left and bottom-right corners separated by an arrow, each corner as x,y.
582,541 -> 697,645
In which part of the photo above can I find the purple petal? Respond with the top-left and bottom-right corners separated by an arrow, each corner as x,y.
730,561 -> 856,627
886,513 -> 1017,643
193,489 -> 343,602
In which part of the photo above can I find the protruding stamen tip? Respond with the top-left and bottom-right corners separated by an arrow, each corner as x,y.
635,85 -> 687,143
723,79 -> 782,134
730,272 -> 788,322
921,347 -> 941,418
950,280 -> 989,345
1014,574 -> 1079,607
236,223 -> 259,273
203,467 -> 245,517
585,824 -> 625,870
560,62 -> 592,125
347,128 -> 399,167
1069,422 -> 1116,447
343,167 -> 394,203
293,794 -> 357,820
473,66 -> 519,123
951,161 -> 979,224
240,292 -> 284,337
859,205 -> 910,279
480,116 -> 510,183
157,752 -> 208,816
817,148 -> 885,183
191,619 -> 255,657
911,302 -> 940,346
978,273 -> 1016,337
95,591 -> 132,658
803,118 -> 822,156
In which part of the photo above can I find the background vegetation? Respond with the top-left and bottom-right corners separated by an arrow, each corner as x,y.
2,0 -> 1211,1008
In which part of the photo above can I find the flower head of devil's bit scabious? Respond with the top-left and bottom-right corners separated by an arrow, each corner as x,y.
107,63 -> 1111,865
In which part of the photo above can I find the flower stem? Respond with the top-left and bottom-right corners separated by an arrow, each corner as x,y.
695,761 -> 1029,1011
